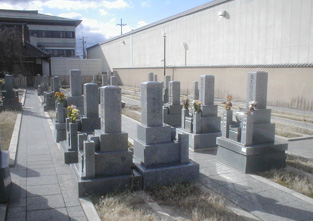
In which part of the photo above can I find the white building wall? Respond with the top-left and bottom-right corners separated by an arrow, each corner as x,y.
88,0 -> 313,69
50,58 -> 102,76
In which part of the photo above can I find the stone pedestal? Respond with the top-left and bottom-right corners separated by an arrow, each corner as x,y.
134,81 -> 199,189
217,137 -> 287,173
71,86 -> 142,197
217,71 -> 288,173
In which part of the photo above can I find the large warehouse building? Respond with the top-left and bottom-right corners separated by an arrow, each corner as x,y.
87,0 -> 313,111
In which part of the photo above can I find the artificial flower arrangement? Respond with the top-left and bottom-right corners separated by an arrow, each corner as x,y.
248,101 -> 257,112
181,98 -> 190,110
223,95 -> 233,111
192,100 -> 202,113
54,92 -> 66,103
67,105 -> 79,123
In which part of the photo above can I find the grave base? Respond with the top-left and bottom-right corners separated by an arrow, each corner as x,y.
216,137 -> 288,174
60,140 -> 78,164
133,159 -> 199,190
0,151 -> 11,203
71,164 -> 142,197
176,128 -> 221,151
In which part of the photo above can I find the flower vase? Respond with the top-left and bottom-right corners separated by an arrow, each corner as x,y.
181,108 -> 189,129
222,110 -> 233,138
193,112 -> 201,134
69,122 -> 78,151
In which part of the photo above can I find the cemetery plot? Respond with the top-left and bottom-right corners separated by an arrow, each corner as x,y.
92,183 -> 243,221
258,155 -> 313,198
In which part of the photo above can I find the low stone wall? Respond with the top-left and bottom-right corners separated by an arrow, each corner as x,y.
114,66 -> 313,111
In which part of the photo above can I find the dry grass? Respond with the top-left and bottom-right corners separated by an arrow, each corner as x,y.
91,192 -> 157,221
274,123 -> 310,138
148,183 -> 241,221
272,110 -> 313,124
48,110 -> 56,119
122,94 -> 140,101
287,154 -> 313,174
0,111 -> 18,150
122,106 -> 141,122
260,169 -> 313,198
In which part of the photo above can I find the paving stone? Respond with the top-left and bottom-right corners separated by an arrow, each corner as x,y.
6,211 -> 26,220
27,175 -> 58,186
27,154 -> 52,162
27,167 -> 56,177
27,184 -> 62,197
27,195 -> 65,211
27,208 -> 69,221
242,189 -> 300,206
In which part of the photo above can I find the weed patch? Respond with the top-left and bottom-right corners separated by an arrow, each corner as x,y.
0,111 -> 18,150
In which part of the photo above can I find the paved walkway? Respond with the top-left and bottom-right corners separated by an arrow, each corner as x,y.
122,115 -> 313,221
7,89 -> 86,221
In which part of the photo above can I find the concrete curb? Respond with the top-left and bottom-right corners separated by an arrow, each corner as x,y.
79,197 -> 101,221
20,88 -> 27,106
275,134 -> 313,142
9,112 -> 23,167
249,174 -> 313,206
42,101 -> 101,221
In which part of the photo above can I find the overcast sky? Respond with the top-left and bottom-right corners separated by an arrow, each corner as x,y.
0,0 -> 212,57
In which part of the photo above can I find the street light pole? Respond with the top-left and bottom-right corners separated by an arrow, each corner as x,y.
163,31 -> 166,76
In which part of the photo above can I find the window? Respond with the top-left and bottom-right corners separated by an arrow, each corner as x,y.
29,30 -> 75,38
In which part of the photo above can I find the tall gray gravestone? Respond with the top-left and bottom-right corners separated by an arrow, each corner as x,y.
36,74 -> 42,93
189,81 -> 199,100
71,85 -> 141,197
110,76 -> 118,86
133,81 -> 199,189
42,75 -> 49,92
148,72 -> 154,81
4,74 -> 14,96
35,74 -> 41,89
102,73 -> 108,86
54,101 -> 67,143
217,71 -> 288,173
0,130 -> 11,203
3,74 -> 20,110
43,76 -> 60,111
163,81 -> 182,127
67,69 -> 84,114
80,83 -> 101,132
177,75 -> 221,151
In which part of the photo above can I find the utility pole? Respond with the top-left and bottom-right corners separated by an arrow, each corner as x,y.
117,18 -> 127,35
